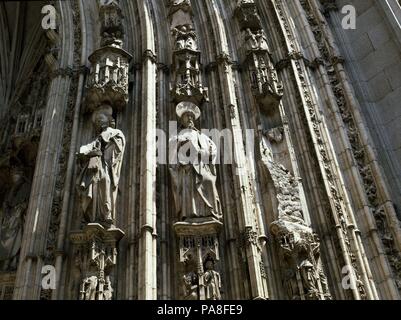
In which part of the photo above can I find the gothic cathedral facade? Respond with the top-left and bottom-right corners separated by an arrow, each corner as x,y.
0,0 -> 401,300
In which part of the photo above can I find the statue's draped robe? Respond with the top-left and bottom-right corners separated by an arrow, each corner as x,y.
169,128 -> 222,221
78,127 -> 125,224
0,179 -> 30,268
204,270 -> 221,300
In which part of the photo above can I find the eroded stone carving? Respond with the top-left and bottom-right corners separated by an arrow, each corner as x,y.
99,0 -> 124,47
183,271 -> 198,300
245,28 -> 270,51
169,0 -> 192,15
270,219 -> 331,300
203,257 -> 222,300
0,165 -> 30,271
236,1 -> 283,110
173,25 -> 198,51
77,105 -> 125,228
235,0 -> 262,30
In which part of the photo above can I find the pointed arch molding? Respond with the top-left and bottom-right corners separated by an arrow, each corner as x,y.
12,0 -> 80,300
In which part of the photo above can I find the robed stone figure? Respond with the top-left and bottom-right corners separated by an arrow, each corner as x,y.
169,102 -> 222,222
204,258 -> 222,300
77,105 -> 125,227
0,165 -> 30,271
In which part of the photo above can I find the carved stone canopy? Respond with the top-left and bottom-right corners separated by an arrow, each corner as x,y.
235,0 -> 262,31
85,46 -> 132,112
70,223 -> 125,246
171,49 -> 208,104
99,0 -> 124,47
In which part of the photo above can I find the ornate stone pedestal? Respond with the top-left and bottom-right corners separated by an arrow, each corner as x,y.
174,218 -> 223,300
70,223 -> 125,300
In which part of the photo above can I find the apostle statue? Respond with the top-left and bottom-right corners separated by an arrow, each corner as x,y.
203,258 -> 222,300
81,275 -> 98,300
103,275 -> 114,300
173,25 -> 198,51
169,102 -> 223,222
299,259 -> 319,299
0,165 -> 30,271
77,104 -> 125,228
255,29 -> 270,51
245,28 -> 258,51
183,271 -> 198,300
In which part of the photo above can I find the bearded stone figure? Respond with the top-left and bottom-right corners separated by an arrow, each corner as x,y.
0,165 -> 30,271
169,102 -> 223,222
77,105 -> 125,228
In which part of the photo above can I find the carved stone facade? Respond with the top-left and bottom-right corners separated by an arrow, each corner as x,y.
1,0 -> 401,300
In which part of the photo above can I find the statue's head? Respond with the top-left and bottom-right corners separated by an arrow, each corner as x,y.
204,257 -> 215,271
92,104 -> 114,133
176,102 -> 200,129
181,112 -> 196,129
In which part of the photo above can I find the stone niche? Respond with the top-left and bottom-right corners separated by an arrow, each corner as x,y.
174,218 -> 223,300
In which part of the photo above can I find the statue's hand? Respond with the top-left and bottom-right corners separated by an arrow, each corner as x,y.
76,152 -> 85,160
89,150 -> 102,157
87,157 -> 100,171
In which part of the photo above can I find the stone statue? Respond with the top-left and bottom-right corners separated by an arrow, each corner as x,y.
299,259 -> 319,299
245,28 -> 269,52
173,25 -> 198,51
77,105 -> 126,228
0,165 -> 30,271
203,258 -> 221,300
169,102 -> 222,221
103,275 -> 114,300
81,275 -> 98,300
256,29 -> 269,51
183,272 -> 198,300
265,127 -> 284,143
245,28 -> 258,51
